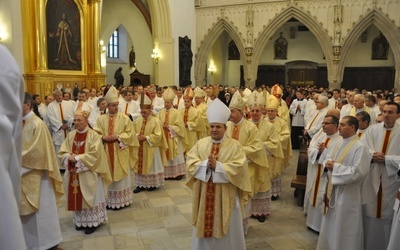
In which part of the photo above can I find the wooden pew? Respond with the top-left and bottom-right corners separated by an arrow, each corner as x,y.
291,136 -> 308,206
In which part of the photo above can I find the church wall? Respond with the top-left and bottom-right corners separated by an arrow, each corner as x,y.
169,0 -> 196,86
222,34 -> 242,86
260,23 -> 325,65
0,0 -> 25,73
100,0 -> 153,86
345,25 -> 394,67
209,35 -> 223,86
195,0 -> 400,89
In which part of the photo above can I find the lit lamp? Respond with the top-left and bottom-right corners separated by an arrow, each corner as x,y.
100,40 -> 106,52
208,65 -> 215,75
0,28 -> 6,42
100,40 -> 106,67
151,49 -> 160,64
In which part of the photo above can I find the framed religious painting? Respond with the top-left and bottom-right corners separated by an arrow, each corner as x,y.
371,32 -> 389,60
46,0 -> 82,70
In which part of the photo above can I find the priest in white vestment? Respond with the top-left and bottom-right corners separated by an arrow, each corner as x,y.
361,101 -> 400,250
47,89 -> 75,169
118,90 -> 141,121
304,95 -> 329,139
0,44 -> 27,250
186,98 -> 251,250
317,116 -> 371,250
387,184 -> 400,250
304,111 -> 340,232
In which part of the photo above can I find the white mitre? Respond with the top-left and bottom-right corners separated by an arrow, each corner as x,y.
206,98 -> 231,124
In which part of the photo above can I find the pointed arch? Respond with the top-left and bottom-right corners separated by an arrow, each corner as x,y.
194,19 -> 247,85
339,10 -> 400,86
148,1 -> 171,40
252,6 -> 332,85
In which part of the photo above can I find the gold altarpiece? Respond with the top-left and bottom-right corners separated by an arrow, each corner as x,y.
21,0 -> 105,98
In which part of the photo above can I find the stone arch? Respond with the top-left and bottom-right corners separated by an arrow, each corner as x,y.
339,10 -> 400,87
252,6 -> 332,86
147,1 -> 171,40
194,19 -> 247,86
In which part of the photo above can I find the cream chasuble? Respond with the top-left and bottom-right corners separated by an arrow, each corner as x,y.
186,137 -> 251,239
158,108 -> 187,161
179,106 -> 206,152
133,115 -> 168,174
21,113 -> 64,215
226,119 -> 270,195
93,112 -> 138,182
58,128 -> 112,209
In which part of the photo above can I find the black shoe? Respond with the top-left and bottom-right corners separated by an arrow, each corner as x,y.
147,187 -> 157,191
257,215 -> 266,223
175,176 -> 183,180
271,195 -> 279,201
75,226 -> 84,231
133,186 -> 145,193
85,226 -> 97,234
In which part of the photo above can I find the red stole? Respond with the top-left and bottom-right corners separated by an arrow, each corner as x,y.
376,129 -> 392,218
313,137 -> 330,207
203,142 -> 221,237
163,110 -> 171,160
138,118 -> 147,174
231,125 -> 240,140
67,132 -> 87,211
107,115 -> 116,179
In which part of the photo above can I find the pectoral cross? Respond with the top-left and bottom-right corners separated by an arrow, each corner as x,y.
71,174 -> 79,194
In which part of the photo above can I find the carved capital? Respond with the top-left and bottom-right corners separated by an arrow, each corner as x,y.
332,46 -> 341,64
88,0 -> 100,5
245,47 -> 253,64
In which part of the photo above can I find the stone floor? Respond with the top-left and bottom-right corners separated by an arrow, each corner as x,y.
58,150 -> 319,250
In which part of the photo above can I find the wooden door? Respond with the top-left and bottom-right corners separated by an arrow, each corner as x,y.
288,68 -> 318,87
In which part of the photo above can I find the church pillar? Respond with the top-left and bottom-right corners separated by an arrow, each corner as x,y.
244,47 -> 256,88
21,0 -> 105,97
86,0 -> 105,90
328,45 -> 343,89
35,0 -> 47,71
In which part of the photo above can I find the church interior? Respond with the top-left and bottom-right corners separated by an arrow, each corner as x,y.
1,0 -> 400,97
1,0 -> 400,249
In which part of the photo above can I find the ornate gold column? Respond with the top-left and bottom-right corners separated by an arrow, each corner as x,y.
21,0 -> 105,98
87,0 -> 105,90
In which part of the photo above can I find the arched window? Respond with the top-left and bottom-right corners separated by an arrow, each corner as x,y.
107,28 -> 119,58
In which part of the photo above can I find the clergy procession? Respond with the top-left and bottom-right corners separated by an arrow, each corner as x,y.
3,53 -> 400,249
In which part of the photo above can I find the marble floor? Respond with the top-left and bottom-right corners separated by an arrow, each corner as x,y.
58,150 -> 319,250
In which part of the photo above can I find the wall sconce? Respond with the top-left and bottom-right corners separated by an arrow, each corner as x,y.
151,49 -> 160,64
100,40 -> 106,53
99,40 -> 106,67
0,29 -> 6,42
208,65 -> 215,75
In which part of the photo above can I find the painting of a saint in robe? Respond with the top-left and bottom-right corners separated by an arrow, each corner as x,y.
371,32 -> 389,60
46,0 -> 81,70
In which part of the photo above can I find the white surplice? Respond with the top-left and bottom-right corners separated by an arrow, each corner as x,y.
317,135 -> 371,250
304,129 -> 340,232
0,44 -> 27,250
361,122 -> 400,250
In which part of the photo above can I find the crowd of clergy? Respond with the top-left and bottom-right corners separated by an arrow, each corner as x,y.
15,73 -> 400,249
